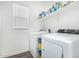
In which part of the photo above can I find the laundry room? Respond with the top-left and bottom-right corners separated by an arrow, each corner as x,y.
0,0 -> 79,58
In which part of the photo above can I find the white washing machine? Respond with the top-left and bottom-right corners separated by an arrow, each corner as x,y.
41,33 -> 79,58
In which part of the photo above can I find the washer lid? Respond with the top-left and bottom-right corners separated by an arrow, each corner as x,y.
42,33 -> 79,44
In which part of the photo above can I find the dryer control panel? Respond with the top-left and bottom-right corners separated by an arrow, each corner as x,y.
57,29 -> 79,34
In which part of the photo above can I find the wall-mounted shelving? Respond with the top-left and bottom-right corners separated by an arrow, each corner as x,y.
37,1 -> 74,20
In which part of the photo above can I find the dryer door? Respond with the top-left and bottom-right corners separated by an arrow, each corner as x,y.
42,39 -> 63,58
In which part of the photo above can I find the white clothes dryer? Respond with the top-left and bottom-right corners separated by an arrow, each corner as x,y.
41,33 -> 79,58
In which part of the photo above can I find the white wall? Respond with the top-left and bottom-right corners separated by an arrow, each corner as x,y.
0,1 -> 49,57
58,2 -> 79,29
0,2 -> 30,57
43,2 -> 79,32
0,2 -> 3,56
